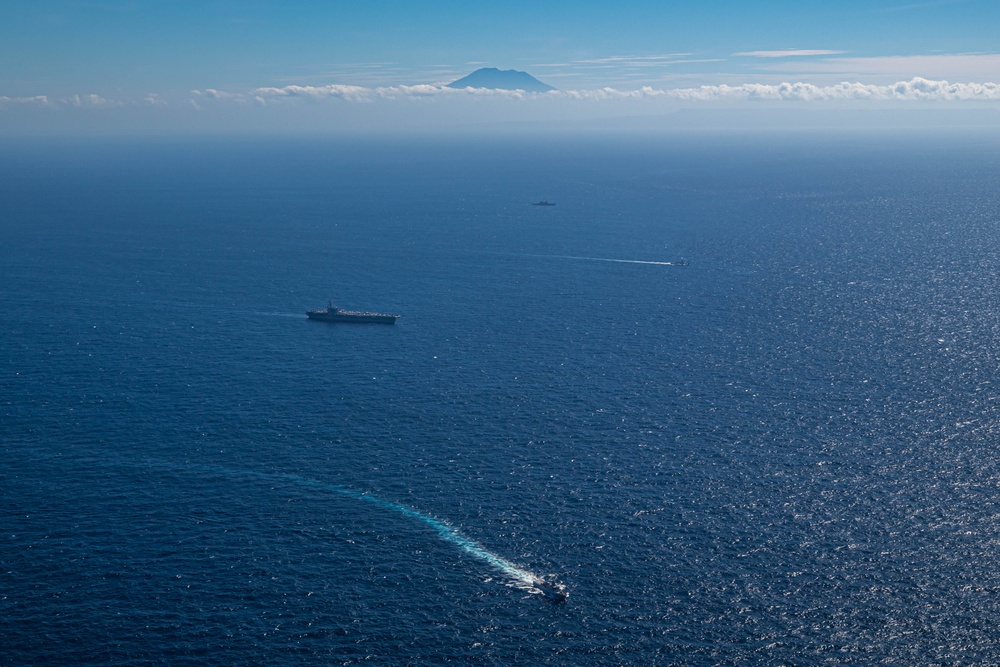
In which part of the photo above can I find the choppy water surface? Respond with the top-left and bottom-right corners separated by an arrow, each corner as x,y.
3,134 -> 1000,664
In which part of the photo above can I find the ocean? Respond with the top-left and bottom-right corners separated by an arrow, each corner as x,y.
3,132 -> 1000,665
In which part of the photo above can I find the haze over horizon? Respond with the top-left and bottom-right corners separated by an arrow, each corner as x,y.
3,0 -> 1000,134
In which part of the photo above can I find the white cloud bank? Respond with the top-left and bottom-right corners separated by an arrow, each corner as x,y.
4,78 -> 999,128
0,95 -> 50,108
245,83 -> 538,103
7,77 -> 1000,116
663,78 -> 1000,102
227,77 -> 1000,104
62,93 -> 122,108
0,93 -> 158,109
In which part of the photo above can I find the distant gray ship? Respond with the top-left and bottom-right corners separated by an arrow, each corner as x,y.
307,300 -> 399,324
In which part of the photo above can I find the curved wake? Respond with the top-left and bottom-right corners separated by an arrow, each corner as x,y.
157,462 -> 557,596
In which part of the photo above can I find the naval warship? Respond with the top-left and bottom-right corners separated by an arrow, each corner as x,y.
306,300 -> 399,324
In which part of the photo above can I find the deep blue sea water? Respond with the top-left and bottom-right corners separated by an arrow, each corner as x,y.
3,132 -> 1000,665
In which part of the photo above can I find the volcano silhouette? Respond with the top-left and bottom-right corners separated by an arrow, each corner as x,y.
446,68 -> 556,92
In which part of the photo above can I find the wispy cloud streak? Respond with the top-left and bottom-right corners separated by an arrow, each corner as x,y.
734,50 -> 845,58
757,53 -> 1000,80
573,54 -> 694,64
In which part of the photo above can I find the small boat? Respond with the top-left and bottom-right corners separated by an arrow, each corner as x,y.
532,201 -> 556,206
534,577 -> 568,602
306,300 -> 399,324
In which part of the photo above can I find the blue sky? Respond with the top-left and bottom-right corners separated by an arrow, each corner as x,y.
3,0 -> 1000,133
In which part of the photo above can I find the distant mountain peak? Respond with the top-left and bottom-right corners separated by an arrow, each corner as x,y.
446,67 -> 556,92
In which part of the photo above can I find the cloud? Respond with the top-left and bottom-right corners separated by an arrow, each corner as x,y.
886,78 -> 1000,100
7,77 -> 999,120
248,83 -> 545,103
375,84 -> 451,99
250,84 -> 377,103
0,95 -> 50,108
1,93 -> 149,111
561,86 -> 667,101
574,54 -> 694,64
734,50 -> 846,58
563,55 -> 723,72
61,93 -> 122,108
661,78 -> 1000,102
191,88 -> 248,102
229,78 -> 1000,104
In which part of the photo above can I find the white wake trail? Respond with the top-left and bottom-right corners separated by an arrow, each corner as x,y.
166,462 -> 553,594
513,252 -> 687,266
